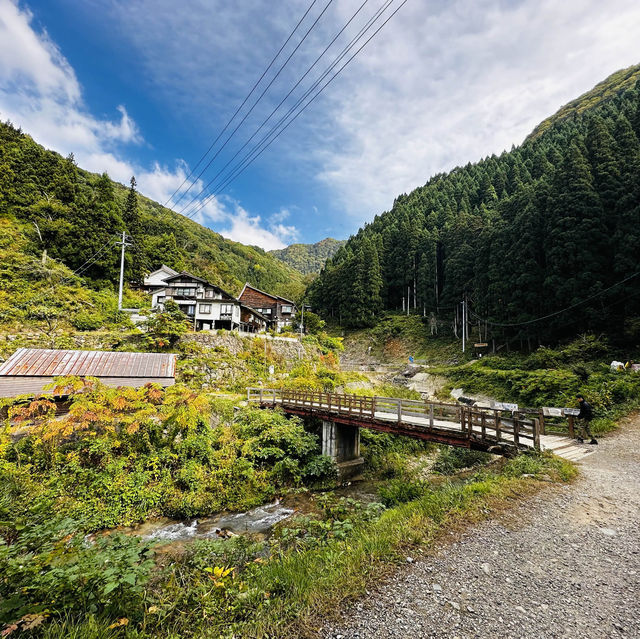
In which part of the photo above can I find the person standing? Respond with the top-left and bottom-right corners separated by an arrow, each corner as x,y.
576,394 -> 598,444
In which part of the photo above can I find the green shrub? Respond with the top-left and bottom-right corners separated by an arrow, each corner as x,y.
71,312 -> 105,331
377,479 -> 425,506
432,447 -> 492,475
0,517 -> 154,630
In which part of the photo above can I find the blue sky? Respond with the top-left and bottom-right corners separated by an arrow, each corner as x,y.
2,0 -> 640,250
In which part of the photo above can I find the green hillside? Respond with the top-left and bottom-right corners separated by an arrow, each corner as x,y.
528,63 -> 640,140
270,237 -> 346,274
0,121 -> 305,328
310,66 -> 640,344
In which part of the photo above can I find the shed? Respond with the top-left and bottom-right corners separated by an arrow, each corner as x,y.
0,348 -> 176,398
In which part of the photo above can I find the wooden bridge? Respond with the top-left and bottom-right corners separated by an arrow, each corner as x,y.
247,388 -> 547,456
246,388 -> 594,467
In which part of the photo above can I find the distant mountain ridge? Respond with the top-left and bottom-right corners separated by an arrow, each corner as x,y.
270,237 -> 346,274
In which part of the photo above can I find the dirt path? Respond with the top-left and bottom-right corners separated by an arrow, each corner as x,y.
322,416 -> 640,639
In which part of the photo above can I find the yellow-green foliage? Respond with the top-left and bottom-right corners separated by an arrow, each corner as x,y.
2,378 -> 333,529
0,216 -> 138,333
528,63 -> 640,140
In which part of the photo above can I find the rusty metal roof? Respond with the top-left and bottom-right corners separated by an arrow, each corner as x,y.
0,348 -> 176,379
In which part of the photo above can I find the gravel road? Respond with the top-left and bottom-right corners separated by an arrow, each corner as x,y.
322,416 -> 640,639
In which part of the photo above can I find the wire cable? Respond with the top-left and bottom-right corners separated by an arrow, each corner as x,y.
162,0 -> 320,209
22,237 -> 119,309
468,271 -> 640,327
181,0 -> 396,218
183,0 -> 409,220
171,0 -> 336,212
176,0 -> 377,217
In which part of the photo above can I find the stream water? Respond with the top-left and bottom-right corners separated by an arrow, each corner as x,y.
121,481 -> 381,546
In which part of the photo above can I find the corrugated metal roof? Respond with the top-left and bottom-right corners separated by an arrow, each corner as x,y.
0,348 -> 176,378
0,376 -> 175,399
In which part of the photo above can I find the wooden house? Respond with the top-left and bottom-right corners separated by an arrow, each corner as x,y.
238,284 -> 297,332
151,272 -> 267,332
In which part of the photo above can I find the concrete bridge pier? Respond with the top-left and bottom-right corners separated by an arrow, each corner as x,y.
322,420 -> 364,479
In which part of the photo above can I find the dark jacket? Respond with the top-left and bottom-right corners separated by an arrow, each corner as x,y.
578,399 -> 593,421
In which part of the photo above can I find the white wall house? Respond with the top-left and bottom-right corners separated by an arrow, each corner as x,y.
151,272 -> 266,332
142,265 -> 179,292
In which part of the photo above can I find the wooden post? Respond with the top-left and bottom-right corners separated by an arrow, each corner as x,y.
397,400 -> 402,424
259,388 -> 263,404
514,414 -> 520,447
568,415 -> 575,438
429,404 -> 434,429
481,412 -> 486,440
495,411 -> 501,442
539,409 -> 546,436
533,418 -> 541,450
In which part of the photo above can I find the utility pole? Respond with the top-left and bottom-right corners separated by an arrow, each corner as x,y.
461,297 -> 466,353
300,303 -> 304,340
116,231 -> 131,311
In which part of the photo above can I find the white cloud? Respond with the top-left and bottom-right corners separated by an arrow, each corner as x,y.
97,0 -> 640,226
0,0 -> 142,169
217,205 -> 298,251
314,0 -> 640,220
4,0 -> 640,245
0,0 -> 292,251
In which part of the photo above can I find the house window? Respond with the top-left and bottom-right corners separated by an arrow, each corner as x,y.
157,296 -> 165,304
205,289 -> 213,298
281,305 -> 293,314
199,304 -> 212,314
261,308 -> 272,315
181,305 -> 195,316
174,287 -> 196,297
221,304 -> 234,315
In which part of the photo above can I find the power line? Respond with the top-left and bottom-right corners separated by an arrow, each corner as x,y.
171,0 -> 336,211
21,237 -> 118,310
183,0 -> 409,220
468,271 -> 640,328
162,0 -> 320,209
181,0 -> 397,218
176,0 -> 379,217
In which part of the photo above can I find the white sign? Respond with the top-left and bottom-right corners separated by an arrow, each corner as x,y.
543,407 -> 563,417
563,408 -> 580,416
493,402 -> 518,412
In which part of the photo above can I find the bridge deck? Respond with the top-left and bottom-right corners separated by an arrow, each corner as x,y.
248,389 -> 544,455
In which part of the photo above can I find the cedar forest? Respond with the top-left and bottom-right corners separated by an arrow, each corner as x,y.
309,65 -> 640,344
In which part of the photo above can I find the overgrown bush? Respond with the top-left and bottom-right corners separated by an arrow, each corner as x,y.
0,513 -> 154,632
377,479 -> 426,506
432,446 -> 492,475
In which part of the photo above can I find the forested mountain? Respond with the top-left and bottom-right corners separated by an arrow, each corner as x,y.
0,121 -> 305,308
309,64 -> 640,342
270,237 -> 346,274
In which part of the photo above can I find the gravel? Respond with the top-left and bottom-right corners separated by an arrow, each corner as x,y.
322,417 -> 640,639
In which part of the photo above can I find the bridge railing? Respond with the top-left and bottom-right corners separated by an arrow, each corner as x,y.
247,388 -> 540,450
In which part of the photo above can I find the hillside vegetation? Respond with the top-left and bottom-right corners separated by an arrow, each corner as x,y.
270,237 -> 345,274
0,120 -> 305,329
310,65 -> 640,344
